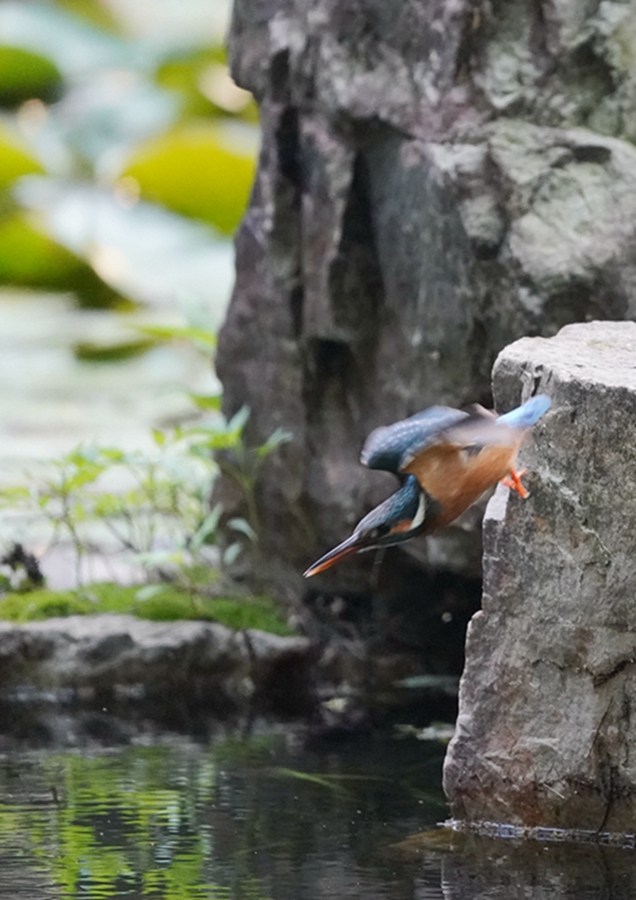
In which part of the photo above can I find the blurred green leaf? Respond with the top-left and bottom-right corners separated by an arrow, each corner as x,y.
136,323 -> 217,347
135,583 -> 165,603
222,542 -> 242,567
226,405 -> 250,434
0,124 -> 43,191
0,485 -> 31,505
188,392 -> 222,411
0,2 -> 131,78
55,0 -> 121,32
0,210 -> 131,308
0,46 -> 63,107
65,468 -> 105,491
156,46 -> 226,119
73,338 -> 156,362
123,123 -> 256,234
228,517 -> 256,542
189,504 -> 223,552
92,446 -> 126,464
0,212 -> 77,285
15,177 -> 232,309
157,47 -> 258,124
256,427 -> 292,458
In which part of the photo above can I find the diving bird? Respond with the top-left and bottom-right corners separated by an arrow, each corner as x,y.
303,394 -> 551,577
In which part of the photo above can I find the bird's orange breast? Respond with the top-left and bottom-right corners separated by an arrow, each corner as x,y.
404,441 -> 520,529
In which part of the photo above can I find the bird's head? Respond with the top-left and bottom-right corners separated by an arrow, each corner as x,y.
303,476 -> 434,577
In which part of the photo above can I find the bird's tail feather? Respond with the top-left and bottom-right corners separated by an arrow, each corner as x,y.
497,394 -> 551,429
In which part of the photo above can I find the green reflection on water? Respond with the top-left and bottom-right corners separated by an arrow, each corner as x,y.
0,742 -> 271,899
0,732 -> 444,900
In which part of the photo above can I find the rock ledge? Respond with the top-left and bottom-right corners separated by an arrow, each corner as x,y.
444,321 -> 636,831
0,614 -> 312,710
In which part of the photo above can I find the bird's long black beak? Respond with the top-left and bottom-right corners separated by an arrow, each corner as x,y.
303,532 -> 368,578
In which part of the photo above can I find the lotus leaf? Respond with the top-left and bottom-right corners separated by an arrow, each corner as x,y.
124,124 -> 256,234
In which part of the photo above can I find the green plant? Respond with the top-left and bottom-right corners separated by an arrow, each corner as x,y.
185,406 -> 291,538
0,405 -> 290,595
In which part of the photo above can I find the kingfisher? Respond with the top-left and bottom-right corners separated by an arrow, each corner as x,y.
303,394 -> 550,577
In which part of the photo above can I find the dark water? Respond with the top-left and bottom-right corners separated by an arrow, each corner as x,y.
1,715 -> 635,900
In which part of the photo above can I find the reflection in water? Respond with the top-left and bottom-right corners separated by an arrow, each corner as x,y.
0,724 -> 446,899
0,722 -> 634,900
439,834 -> 636,900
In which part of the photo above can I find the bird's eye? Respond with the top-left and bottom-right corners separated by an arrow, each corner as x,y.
367,524 -> 390,541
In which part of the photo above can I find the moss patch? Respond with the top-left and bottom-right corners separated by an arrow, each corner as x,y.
0,583 -> 293,636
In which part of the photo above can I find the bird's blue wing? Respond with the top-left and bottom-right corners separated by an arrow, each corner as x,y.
362,395 -> 551,474
361,407 -> 468,473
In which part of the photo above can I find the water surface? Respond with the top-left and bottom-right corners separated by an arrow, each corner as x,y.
1,715 -> 635,899
0,717 -> 446,899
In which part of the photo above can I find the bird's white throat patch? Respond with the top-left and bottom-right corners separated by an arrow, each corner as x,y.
411,490 -> 426,531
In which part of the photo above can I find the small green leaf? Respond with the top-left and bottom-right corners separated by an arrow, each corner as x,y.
73,339 -> 156,362
222,542 -> 243,567
227,405 -> 250,434
92,494 -> 122,516
256,427 -> 293,458
197,504 -> 223,539
95,448 -> 126,463
188,392 -> 222,411
152,429 -> 166,447
135,584 -> 166,602
66,467 -> 105,490
228,517 -> 256,542
136,323 -> 217,347
0,485 -> 31,503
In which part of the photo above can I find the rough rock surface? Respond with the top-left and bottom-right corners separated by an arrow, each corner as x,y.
444,320 -> 636,831
0,615 -> 312,710
218,0 -> 636,601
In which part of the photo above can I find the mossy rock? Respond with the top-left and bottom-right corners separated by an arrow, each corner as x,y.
0,582 -> 293,636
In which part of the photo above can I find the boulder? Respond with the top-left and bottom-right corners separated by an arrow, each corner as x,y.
444,320 -> 636,832
218,0 -> 636,603
0,615 -> 312,711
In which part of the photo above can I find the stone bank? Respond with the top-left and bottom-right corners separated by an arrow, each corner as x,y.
445,321 -> 636,832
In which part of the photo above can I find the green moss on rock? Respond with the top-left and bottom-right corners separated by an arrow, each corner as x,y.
0,582 -> 293,636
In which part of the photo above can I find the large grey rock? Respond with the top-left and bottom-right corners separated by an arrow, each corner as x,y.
444,320 -> 636,831
0,615 -> 312,708
218,0 -> 636,600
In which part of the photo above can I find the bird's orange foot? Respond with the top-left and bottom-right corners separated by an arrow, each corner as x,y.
501,468 -> 529,499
